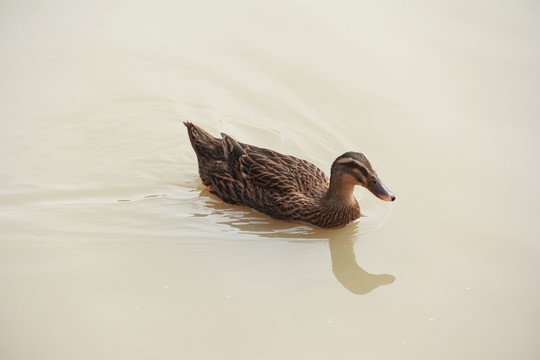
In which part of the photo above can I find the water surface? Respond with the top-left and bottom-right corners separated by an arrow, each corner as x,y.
1,1 -> 539,359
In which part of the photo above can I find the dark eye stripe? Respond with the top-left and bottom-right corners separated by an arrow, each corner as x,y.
346,162 -> 368,177
351,169 -> 366,183
355,165 -> 368,177
335,158 -> 369,177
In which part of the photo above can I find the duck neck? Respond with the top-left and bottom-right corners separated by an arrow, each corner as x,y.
324,173 -> 358,205
316,174 -> 360,228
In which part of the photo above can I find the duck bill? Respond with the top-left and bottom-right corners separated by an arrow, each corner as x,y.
368,177 -> 396,202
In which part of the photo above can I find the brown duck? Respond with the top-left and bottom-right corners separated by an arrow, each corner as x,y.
184,122 -> 395,228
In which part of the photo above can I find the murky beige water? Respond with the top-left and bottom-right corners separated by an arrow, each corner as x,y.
1,1 -> 539,359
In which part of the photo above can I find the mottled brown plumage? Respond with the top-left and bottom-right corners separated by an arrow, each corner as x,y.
184,122 -> 395,228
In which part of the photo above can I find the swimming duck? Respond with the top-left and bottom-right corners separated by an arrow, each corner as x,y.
184,122 -> 395,228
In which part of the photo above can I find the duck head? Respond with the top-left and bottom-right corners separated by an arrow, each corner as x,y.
327,152 -> 396,202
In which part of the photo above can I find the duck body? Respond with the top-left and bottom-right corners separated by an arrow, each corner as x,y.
184,122 -> 395,228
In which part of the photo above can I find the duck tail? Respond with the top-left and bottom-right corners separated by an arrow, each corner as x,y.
183,121 -> 223,158
184,121 -> 215,146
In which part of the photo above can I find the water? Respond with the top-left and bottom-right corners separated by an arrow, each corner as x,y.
1,1 -> 539,359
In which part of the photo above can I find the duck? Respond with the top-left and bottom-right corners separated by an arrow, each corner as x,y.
184,122 -> 395,228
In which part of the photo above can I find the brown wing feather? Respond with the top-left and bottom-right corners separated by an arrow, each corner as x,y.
221,133 -> 246,179
243,147 -> 329,198
239,151 -> 297,192
208,173 -> 244,204
220,132 -> 329,197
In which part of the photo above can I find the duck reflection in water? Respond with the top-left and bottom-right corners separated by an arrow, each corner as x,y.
193,192 -> 395,295
327,227 -> 395,295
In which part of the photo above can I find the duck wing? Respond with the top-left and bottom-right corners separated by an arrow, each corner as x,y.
241,142 -> 329,198
221,133 -> 329,199
221,133 -> 298,193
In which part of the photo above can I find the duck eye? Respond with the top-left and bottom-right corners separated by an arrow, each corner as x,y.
370,179 -> 378,186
